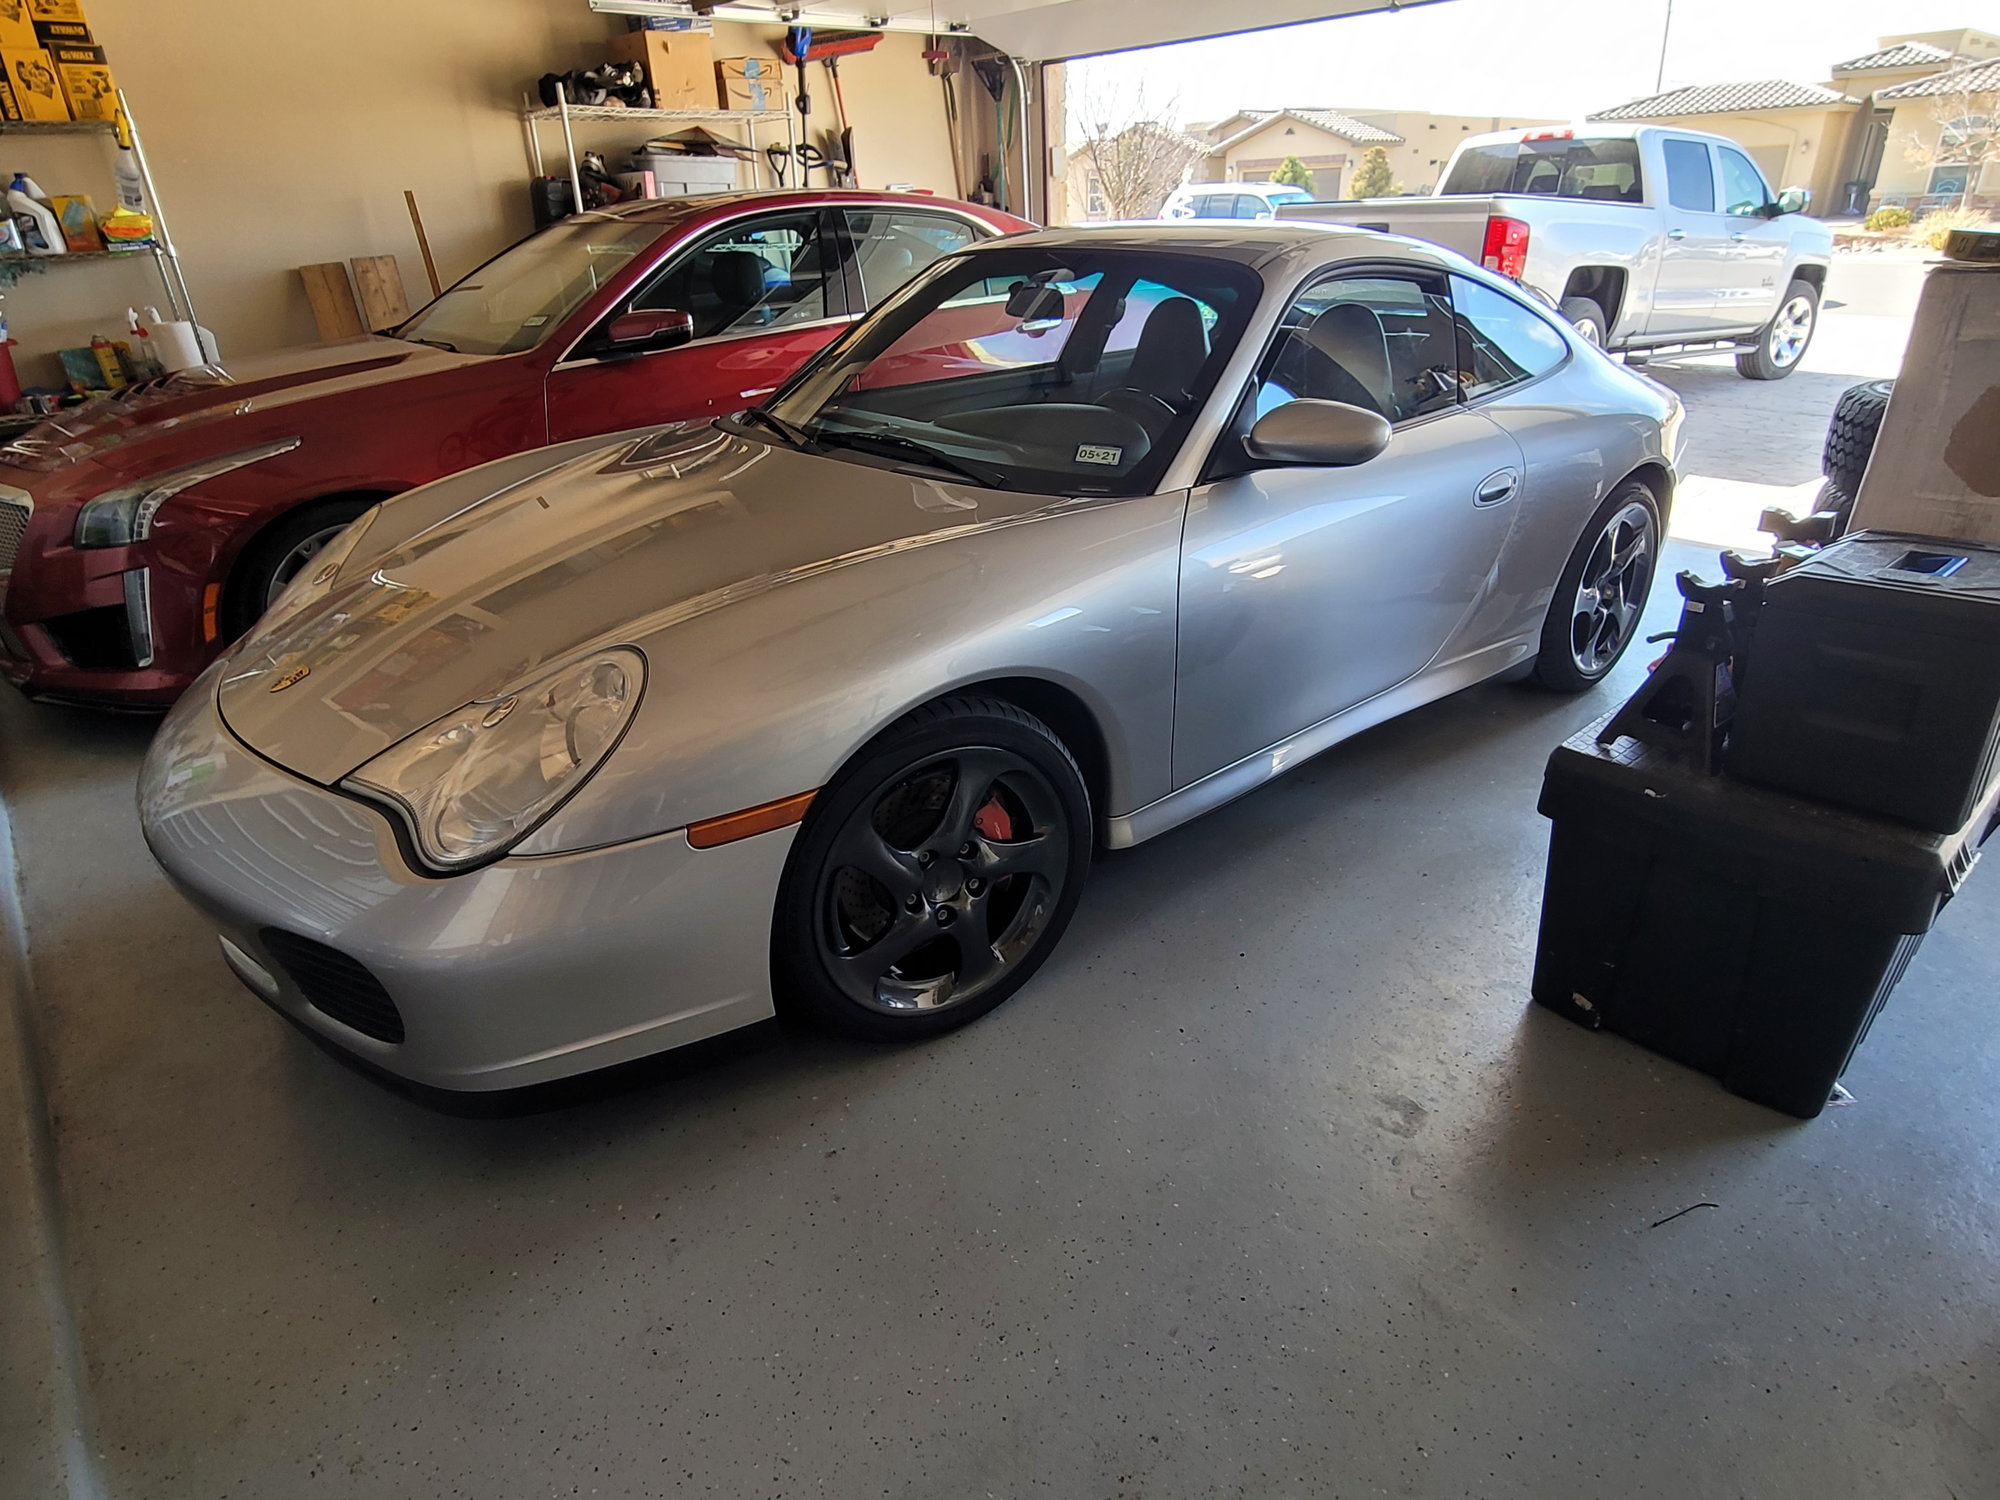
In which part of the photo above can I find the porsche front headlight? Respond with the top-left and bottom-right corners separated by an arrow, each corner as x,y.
344,648 -> 644,872
73,439 -> 302,548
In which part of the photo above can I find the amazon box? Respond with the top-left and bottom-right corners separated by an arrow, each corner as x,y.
1850,264 -> 2000,544
607,27 -> 712,112
46,37 -> 109,119
0,46 -> 68,120
716,56 -> 780,111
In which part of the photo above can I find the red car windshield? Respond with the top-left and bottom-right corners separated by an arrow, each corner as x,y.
396,218 -> 661,356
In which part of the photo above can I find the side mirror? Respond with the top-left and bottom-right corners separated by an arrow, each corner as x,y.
1243,398 -> 1392,468
1772,186 -> 1810,217
605,308 -> 695,352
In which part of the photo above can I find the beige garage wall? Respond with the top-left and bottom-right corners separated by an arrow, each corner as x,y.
2,3 -> 965,387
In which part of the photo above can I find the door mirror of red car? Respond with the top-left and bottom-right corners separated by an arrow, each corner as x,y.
604,309 -> 695,352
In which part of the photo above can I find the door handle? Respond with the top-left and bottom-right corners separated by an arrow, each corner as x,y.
1474,469 -> 1520,507
1666,229 -> 1687,240
1729,231 -> 1748,242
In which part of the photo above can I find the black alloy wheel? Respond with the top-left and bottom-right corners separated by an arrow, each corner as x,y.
774,697 -> 1091,1042
1530,481 -> 1661,692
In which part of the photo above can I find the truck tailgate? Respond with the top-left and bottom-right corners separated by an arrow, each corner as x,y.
1278,197 -> 1497,261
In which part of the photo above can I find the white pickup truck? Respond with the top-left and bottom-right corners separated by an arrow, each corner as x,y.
1279,122 -> 1835,380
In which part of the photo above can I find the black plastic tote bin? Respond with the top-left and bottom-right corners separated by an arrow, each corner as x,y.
1726,530 -> 2000,833
1533,716 -> 1998,1118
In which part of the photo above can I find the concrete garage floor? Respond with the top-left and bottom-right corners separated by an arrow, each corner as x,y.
6,256 -> 1997,1498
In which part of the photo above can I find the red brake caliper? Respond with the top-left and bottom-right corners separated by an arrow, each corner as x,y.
973,794 -> 1014,842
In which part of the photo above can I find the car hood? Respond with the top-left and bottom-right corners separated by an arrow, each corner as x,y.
0,336 -> 467,475
216,426 -> 1078,784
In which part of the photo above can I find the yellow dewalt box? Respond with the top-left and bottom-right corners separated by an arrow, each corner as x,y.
0,0 -> 37,51
0,47 -> 69,120
26,0 -> 88,26
46,38 -> 108,118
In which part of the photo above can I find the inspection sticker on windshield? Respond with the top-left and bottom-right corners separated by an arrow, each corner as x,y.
1074,443 -> 1123,467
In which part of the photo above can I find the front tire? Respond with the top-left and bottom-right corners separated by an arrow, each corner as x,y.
224,498 -> 376,639
772,697 -> 1092,1043
1530,481 -> 1660,693
1736,279 -> 1819,380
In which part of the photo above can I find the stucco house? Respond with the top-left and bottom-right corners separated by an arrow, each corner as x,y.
1589,29 -> 2000,216
1185,107 -> 1558,198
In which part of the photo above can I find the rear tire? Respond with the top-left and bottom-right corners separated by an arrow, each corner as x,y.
1560,297 -> 1608,347
1736,278 -> 1818,380
224,498 -> 376,639
1822,378 -> 1894,496
1530,480 -> 1661,693
772,697 -> 1092,1044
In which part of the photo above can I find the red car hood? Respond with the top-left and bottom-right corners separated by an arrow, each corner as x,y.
0,335 -> 472,478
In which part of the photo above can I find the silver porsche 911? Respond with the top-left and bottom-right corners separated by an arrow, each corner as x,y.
140,223 -> 1680,1092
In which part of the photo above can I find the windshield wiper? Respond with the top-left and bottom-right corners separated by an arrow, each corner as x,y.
814,430 -> 1005,489
406,336 -> 459,352
729,406 -> 817,452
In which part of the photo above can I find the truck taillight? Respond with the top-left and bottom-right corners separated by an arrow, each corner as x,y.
1481,215 -> 1530,279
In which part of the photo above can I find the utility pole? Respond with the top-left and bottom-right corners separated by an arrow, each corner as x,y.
1655,0 -> 1676,93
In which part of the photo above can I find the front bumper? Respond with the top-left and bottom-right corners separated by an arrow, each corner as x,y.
138,671 -> 792,1091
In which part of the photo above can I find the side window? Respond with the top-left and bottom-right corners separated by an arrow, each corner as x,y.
630,212 -> 833,338
843,209 -> 981,306
1234,194 -> 1266,220
1192,194 -> 1228,218
1252,272 -> 1459,424
1450,274 -> 1569,400
1662,139 -> 1715,213
1717,146 -> 1770,216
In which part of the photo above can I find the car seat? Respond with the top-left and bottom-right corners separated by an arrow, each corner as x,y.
704,250 -> 769,335
1099,296 -> 1209,432
1300,302 -> 1397,419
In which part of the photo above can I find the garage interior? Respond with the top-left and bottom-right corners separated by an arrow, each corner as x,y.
3,2 -> 1996,1497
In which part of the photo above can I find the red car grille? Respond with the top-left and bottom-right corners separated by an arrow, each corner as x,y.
0,498 -> 27,576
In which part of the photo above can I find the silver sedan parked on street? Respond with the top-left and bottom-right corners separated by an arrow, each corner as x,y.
140,224 -> 1680,1093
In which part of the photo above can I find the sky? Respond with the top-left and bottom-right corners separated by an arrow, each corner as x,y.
1062,0 -> 2000,135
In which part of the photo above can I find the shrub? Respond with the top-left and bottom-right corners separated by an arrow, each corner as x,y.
1914,205 -> 1998,250
1865,205 -> 1913,232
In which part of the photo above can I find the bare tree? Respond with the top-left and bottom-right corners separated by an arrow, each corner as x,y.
1899,65 -> 2000,198
1066,73 -> 1203,220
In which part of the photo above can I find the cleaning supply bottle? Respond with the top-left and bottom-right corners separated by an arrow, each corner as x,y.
112,106 -> 148,212
7,173 -> 62,256
89,332 -> 128,392
124,307 -> 163,379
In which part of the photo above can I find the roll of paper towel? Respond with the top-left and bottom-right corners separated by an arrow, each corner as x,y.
143,306 -> 213,372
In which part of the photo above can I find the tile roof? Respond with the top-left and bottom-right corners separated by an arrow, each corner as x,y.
1834,41 -> 1957,72
1206,108 -> 1403,152
1877,57 -> 2000,99
1589,80 -> 1858,120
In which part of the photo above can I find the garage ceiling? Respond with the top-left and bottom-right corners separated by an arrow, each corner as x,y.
699,0 -> 1458,62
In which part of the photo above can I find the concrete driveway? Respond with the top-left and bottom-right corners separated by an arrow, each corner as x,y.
1644,250 -> 1925,550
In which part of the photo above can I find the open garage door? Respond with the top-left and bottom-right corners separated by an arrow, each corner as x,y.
702,1 -> 1456,61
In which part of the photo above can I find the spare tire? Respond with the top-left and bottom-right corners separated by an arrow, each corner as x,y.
1823,378 -> 1894,497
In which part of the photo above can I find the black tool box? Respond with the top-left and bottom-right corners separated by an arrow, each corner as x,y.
1726,530 -> 2000,833
1534,714 -> 1999,1118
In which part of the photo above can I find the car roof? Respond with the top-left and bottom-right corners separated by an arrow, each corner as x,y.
966,220 -> 1429,268
578,188 -> 1000,226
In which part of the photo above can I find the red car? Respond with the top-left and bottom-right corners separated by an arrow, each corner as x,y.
0,190 -> 1029,705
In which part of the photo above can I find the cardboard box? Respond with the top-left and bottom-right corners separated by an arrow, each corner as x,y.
47,191 -> 98,251
0,0 -> 38,52
716,56 -> 779,82
27,0 -> 88,24
46,38 -> 109,119
719,75 -> 778,112
0,47 -> 68,120
1850,264 -> 2000,544
607,28 -> 713,112
31,16 -> 87,45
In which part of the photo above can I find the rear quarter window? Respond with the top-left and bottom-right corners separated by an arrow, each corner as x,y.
1451,274 -> 1570,399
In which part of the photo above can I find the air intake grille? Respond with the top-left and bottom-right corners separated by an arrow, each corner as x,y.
259,930 -> 406,1044
0,499 -> 28,576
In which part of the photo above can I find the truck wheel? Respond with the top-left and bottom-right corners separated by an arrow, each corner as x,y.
1736,279 -> 1819,380
1822,378 -> 1894,496
1560,297 -> 1608,347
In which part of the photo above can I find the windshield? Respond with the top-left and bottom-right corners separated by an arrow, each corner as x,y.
760,248 -> 1261,496
1441,137 -> 1644,204
395,218 -> 662,356
1265,187 -> 1313,205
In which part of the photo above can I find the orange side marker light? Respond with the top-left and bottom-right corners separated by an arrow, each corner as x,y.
685,789 -> 817,849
